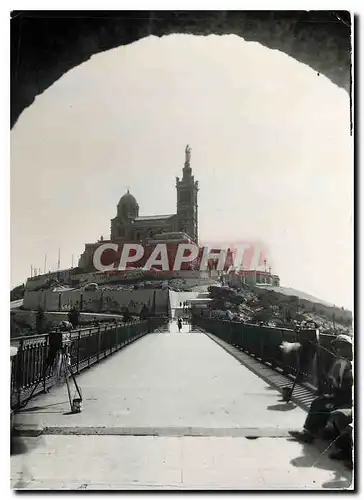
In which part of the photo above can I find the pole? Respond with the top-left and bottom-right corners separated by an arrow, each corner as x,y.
57,249 -> 61,271
72,254 -> 74,268
30,264 -> 33,278
44,254 -> 47,274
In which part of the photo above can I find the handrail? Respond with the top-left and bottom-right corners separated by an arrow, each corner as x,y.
10,320 -> 135,343
207,318 -> 296,333
191,315 -> 340,393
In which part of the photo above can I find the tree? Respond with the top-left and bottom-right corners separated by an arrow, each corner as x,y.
10,283 -> 25,301
253,308 -> 272,324
68,307 -> 80,328
123,308 -> 131,322
36,306 -> 45,334
139,304 -> 149,320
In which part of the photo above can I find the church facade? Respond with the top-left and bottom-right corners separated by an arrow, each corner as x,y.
110,145 -> 198,243
78,146 -> 199,270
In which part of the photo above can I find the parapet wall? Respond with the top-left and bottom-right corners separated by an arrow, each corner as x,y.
10,310 -> 126,336
23,288 -> 170,316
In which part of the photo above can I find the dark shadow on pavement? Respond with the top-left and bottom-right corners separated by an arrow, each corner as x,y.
11,433 -> 43,457
291,454 -> 335,470
322,471 -> 353,489
20,410 -> 65,414
290,441 -> 353,489
267,402 -> 296,411
11,434 -> 28,456
17,401 -> 68,413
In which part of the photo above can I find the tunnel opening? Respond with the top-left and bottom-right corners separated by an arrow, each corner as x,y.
11,31 -> 352,312
11,10 -> 351,128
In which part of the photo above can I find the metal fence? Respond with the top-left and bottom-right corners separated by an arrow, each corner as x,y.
192,315 -> 337,393
11,317 -> 167,409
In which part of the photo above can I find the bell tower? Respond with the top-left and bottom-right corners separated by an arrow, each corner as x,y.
176,145 -> 199,243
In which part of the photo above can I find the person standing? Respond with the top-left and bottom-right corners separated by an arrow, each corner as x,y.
177,317 -> 182,332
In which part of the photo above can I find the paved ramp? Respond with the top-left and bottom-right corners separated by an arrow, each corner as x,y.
13,321 -> 306,432
12,321 -> 352,490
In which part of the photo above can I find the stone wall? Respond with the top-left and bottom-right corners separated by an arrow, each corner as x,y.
23,289 -> 170,316
25,269 -> 73,291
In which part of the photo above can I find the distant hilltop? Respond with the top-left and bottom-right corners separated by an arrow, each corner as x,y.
256,285 -> 339,309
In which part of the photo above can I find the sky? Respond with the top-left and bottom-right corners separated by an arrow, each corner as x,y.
10,34 -> 353,309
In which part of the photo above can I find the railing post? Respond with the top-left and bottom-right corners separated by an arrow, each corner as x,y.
315,343 -> 324,395
107,325 -> 111,355
280,330 -> 289,374
87,328 -> 92,367
15,339 -> 24,408
43,335 -> 49,392
97,327 -> 101,362
116,323 -> 120,350
76,331 -> 81,374
260,328 -> 265,361
10,346 -> 18,412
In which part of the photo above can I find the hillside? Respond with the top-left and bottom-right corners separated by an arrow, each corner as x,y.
206,284 -> 352,335
10,283 -> 25,301
255,285 -> 336,307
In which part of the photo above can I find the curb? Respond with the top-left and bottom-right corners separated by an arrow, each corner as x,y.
12,425 -> 296,438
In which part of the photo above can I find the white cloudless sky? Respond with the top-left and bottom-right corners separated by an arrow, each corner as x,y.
10,34 -> 353,309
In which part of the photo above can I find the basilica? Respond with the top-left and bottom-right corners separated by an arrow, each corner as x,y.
79,146 -> 199,270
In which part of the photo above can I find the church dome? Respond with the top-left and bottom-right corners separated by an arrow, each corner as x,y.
116,189 -> 139,220
118,190 -> 138,208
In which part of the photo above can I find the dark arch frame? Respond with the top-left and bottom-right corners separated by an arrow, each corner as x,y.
10,10 -> 351,129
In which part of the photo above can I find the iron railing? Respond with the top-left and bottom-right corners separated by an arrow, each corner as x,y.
11,317 -> 167,409
192,315 -> 338,393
